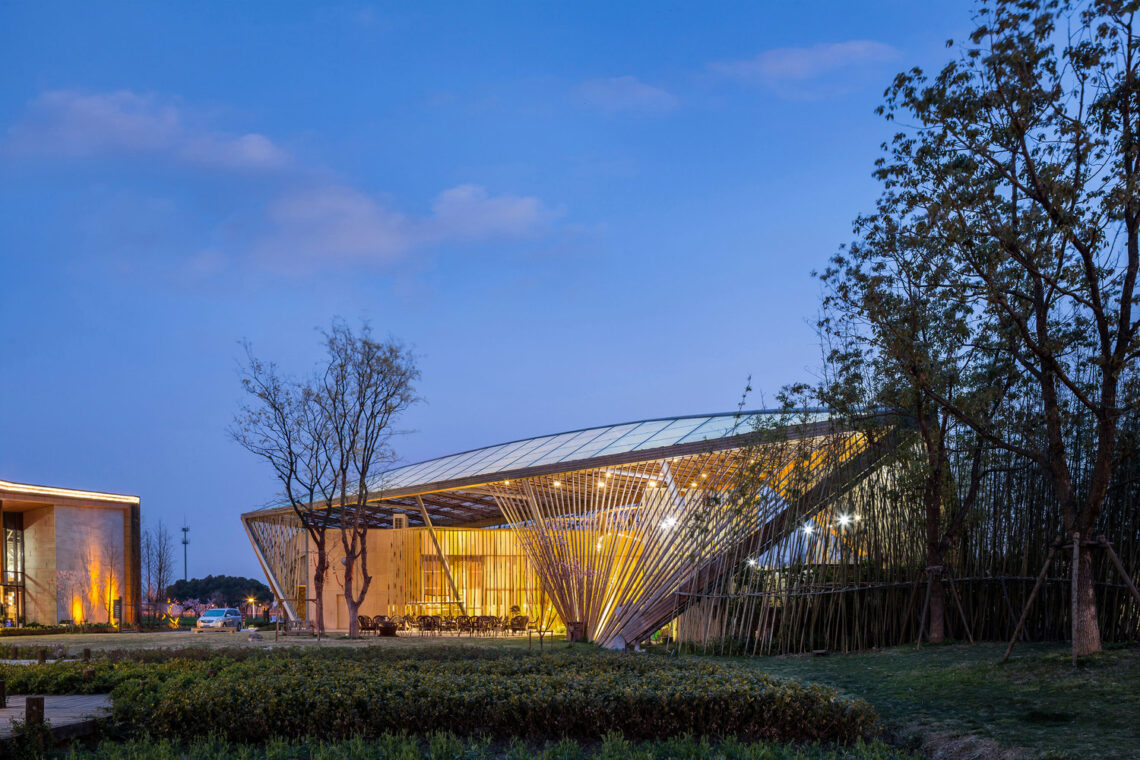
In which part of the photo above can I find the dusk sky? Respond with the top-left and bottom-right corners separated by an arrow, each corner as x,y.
1,2 -> 973,578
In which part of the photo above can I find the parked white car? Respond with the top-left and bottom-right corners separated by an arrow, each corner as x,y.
194,608 -> 243,633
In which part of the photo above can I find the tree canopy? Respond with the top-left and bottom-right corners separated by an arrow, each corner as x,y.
166,575 -> 271,606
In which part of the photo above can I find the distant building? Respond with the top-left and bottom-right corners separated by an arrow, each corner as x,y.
0,479 -> 141,627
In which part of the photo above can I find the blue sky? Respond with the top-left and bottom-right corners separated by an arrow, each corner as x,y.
0,2 -> 973,578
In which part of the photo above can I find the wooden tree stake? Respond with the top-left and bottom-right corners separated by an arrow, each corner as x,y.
1002,541 -> 1059,662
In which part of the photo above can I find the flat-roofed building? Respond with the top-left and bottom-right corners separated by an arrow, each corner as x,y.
0,479 -> 141,627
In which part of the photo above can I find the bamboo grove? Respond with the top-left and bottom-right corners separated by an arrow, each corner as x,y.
674,411 -> 1140,656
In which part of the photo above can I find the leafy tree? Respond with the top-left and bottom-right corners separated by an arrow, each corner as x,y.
849,0 -> 1140,655
815,219 -> 1011,643
166,575 -> 271,607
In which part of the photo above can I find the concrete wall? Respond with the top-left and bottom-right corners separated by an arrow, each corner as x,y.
53,505 -> 127,625
22,507 -> 56,624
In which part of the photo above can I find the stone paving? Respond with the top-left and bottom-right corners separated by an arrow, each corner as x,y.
0,694 -> 111,738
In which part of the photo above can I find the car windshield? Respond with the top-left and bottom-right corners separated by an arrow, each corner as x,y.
202,610 -> 224,617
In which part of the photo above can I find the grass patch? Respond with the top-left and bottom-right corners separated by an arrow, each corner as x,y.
733,642 -> 1140,759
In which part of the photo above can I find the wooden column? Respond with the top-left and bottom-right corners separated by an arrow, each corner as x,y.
415,496 -> 467,617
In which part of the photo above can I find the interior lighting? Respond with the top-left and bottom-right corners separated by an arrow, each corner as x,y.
803,524 -> 815,535
837,514 -> 852,527
747,558 -> 758,568
553,481 -> 561,487
648,480 -> 657,487
660,517 -> 678,530
690,481 -> 698,487
597,482 -> 605,488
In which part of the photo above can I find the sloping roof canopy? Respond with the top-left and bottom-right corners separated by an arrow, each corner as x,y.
244,409 -> 829,528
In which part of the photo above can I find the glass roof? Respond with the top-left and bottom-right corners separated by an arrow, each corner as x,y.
373,409 -> 828,493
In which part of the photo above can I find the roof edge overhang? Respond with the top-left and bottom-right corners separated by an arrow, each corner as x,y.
0,478 -> 140,507
240,415 -> 860,524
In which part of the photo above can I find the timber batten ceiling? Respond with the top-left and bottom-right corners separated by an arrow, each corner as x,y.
242,410 -> 832,528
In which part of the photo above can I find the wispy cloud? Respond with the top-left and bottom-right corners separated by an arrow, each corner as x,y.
4,90 -> 290,171
709,41 -> 899,98
428,184 -> 558,240
4,89 -> 566,276
576,76 -> 678,113
255,183 -> 561,272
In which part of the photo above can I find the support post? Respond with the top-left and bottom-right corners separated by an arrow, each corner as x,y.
915,569 -> 933,650
416,496 -> 467,617
1003,541 -> 1059,662
945,568 -> 974,644
1071,531 -> 1080,666
1100,536 -> 1140,607
25,696 -> 43,727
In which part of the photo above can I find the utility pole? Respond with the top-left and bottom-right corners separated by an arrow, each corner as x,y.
181,524 -> 190,581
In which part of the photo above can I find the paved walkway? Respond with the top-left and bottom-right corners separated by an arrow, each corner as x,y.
0,694 -> 111,738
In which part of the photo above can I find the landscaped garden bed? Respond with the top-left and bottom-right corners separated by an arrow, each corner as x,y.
0,646 -> 878,746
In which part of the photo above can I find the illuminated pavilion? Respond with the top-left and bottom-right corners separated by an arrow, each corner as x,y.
241,410 -> 889,647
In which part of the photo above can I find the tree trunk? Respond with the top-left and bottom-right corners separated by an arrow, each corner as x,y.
928,574 -> 947,644
345,553 -> 359,638
1073,548 -> 1102,657
311,534 -> 327,637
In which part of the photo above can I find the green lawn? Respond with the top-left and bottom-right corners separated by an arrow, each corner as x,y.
734,642 -> 1140,759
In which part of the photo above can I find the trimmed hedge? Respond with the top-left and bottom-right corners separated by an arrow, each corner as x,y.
1,648 -> 879,745
59,733 -> 919,760
0,624 -> 117,637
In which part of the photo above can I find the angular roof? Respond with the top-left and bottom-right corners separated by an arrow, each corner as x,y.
376,410 -> 825,493
245,409 -> 829,527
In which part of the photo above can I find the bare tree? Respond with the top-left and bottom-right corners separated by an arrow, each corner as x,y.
234,346 -> 335,636
101,539 -> 122,623
152,521 -> 176,610
317,321 -> 419,638
141,524 -> 155,617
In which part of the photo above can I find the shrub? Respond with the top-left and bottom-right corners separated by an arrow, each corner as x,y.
57,733 -> 918,760
0,648 -> 880,746
106,650 -> 876,744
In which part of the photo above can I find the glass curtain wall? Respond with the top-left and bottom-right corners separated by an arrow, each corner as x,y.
2,512 -> 25,625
